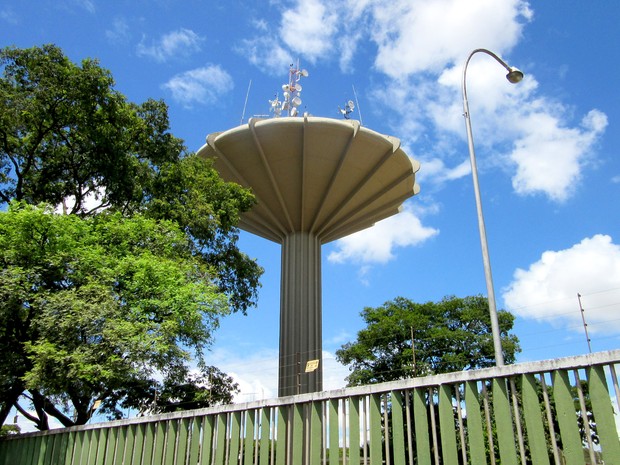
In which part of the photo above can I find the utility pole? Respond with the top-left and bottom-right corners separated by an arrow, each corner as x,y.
577,293 -> 592,353
411,326 -> 417,377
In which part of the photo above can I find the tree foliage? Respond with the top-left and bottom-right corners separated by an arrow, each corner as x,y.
0,44 -> 263,429
336,295 -> 520,386
0,203 -> 238,428
0,44 -> 262,315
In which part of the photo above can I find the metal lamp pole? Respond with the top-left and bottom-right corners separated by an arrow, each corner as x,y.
461,48 -> 523,366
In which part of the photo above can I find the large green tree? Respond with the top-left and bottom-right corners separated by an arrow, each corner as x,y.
0,203 -> 238,428
336,295 -> 520,386
0,44 -> 263,429
0,44 -> 262,315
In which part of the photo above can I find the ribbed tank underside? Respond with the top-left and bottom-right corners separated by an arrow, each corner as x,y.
198,116 -> 420,245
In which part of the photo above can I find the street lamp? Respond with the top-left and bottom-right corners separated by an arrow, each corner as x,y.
461,48 -> 523,366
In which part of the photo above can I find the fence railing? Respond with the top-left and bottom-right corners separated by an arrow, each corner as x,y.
2,350 -> 620,465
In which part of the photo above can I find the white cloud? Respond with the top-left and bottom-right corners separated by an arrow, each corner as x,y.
279,0 -> 338,63
0,7 -> 19,24
419,157 -> 471,185
236,35 -> 293,76
509,109 -> 608,201
392,55 -> 607,202
137,28 -> 203,63
238,0 -> 362,74
327,203 -> 438,264
73,0 -> 95,14
503,235 -> 620,334
163,65 -> 234,108
105,17 -> 130,43
370,0 -> 532,77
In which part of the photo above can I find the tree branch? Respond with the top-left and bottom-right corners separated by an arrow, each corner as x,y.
30,389 -> 75,429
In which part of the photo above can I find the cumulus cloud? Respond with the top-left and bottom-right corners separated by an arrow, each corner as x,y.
137,28 -> 203,63
327,203 -> 438,264
236,35 -> 293,76
503,235 -> 620,334
509,109 -> 608,201
238,0 -> 358,73
419,158 -> 471,185
162,65 -> 234,108
279,0 -> 338,63
397,54 -> 607,201
370,0 -> 532,77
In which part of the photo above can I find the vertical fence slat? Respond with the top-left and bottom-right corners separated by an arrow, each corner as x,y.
521,374 -> 550,465
390,391 -> 406,465
84,428 -> 96,465
113,426 -> 128,465
309,401 -> 322,465
348,396 -> 360,465
412,387 -> 431,465
142,422 -> 157,465
244,410 -> 256,465
20,435 -> 34,465
8,436 -> 23,465
328,399 -> 339,465
465,380 -> 486,464
551,370 -> 586,465
369,394 -> 382,465
188,417 -> 202,465
53,432 -> 67,465
19,436 -> 32,465
291,403 -> 303,465
105,427 -> 119,465
492,378 -> 518,465
508,377 -> 527,465
176,418 -> 190,465
404,391 -> 414,465
200,415 -> 215,465
132,423 -> 146,465
361,398 -> 367,464
259,408 -> 271,465
454,387 -> 467,465
70,430 -> 83,465
165,419 -> 180,465
151,421 -> 168,465
275,406 -> 287,465
94,428 -> 109,465
228,411 -> 242,465
213,414 -> 227,465
574,370 -> 597,465
588,365 -> 620,462
43,433 -> 57,465
539,374 -> 561,465
438,384 -> 458,465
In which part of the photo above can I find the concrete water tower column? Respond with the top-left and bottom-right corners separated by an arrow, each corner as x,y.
198,116 -> 420,396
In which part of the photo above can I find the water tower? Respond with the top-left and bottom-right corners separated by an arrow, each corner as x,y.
197,67 -> 420,396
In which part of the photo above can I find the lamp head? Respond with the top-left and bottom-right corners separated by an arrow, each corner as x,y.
506,66 -> 524,84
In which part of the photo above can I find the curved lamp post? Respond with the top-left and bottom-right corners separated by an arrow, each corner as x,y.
462,48 -> 523,366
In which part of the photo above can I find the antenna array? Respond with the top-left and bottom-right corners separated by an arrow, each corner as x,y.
270,62 -> 309,117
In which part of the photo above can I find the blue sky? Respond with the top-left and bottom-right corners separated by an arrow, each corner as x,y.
3,0 -> 620,409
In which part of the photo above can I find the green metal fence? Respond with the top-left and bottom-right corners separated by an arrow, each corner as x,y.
2,350 -> 619,465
